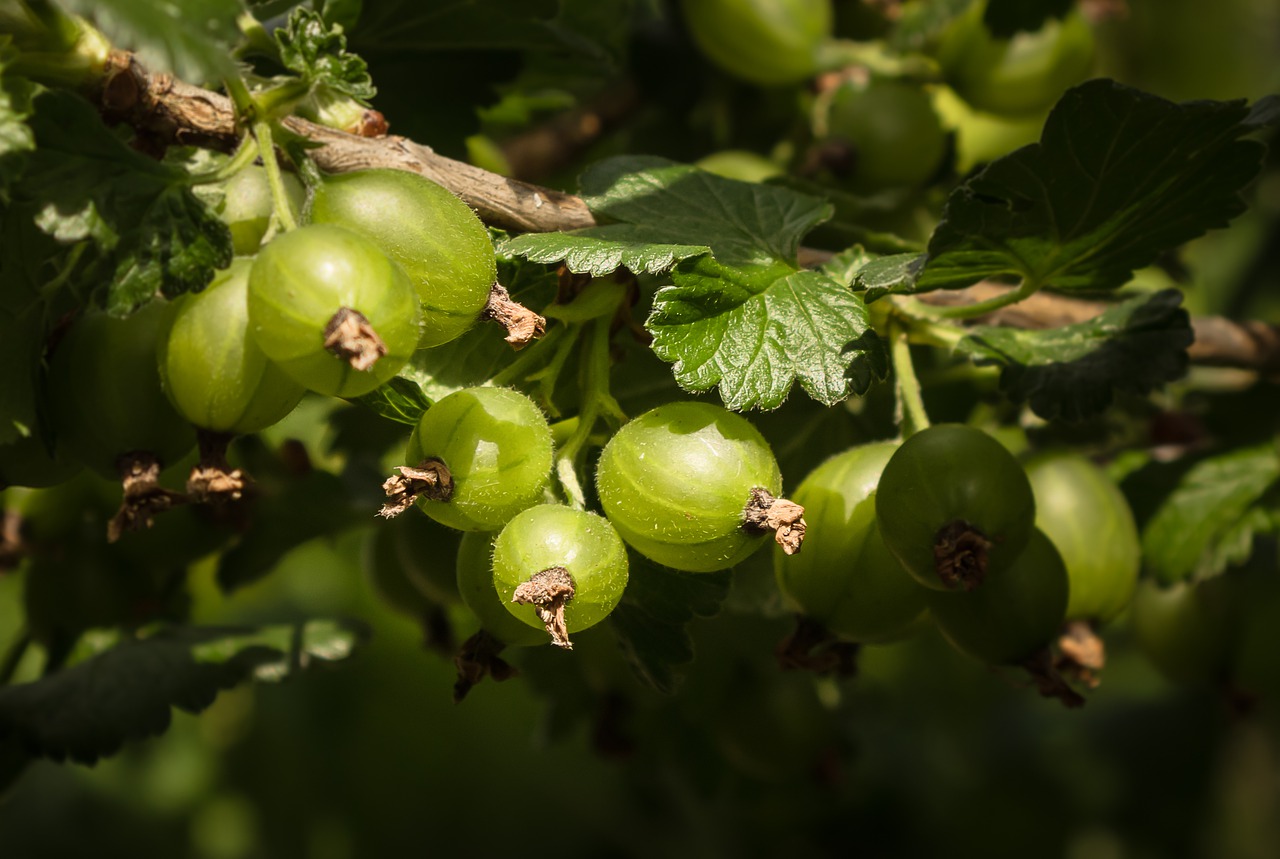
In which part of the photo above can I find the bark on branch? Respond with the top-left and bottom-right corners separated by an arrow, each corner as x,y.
94,52 -> 1280,374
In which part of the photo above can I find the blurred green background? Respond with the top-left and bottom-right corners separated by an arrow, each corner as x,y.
3,0 -> 1280,856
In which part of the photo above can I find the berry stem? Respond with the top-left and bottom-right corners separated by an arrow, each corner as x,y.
889,318 -> 930,439
252,117 -> 299,233
186,132 -> 261,186
921,277 -> 1041,320
489,323 -> 566,389
554,316 -> 625,509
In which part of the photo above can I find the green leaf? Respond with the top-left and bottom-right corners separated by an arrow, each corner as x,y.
498,230 -> 709,277
850,252 -> 928,302
580,156 -> 833,267
0,621 -> 366,765
982,0 -> 1072,37
863,81 -> 1280,296
647,257 -> 886,411
0,39 -> 35,196
17,90 -> 231,313
608,554 -> 731,694
56,0 -> 242,84
817,244 -> 876,289
955,289 -> 1192,421
349,377 -> 432,426
276,7 -> 375,102
108,185 -> 233,312
1141,444 -> 1280,585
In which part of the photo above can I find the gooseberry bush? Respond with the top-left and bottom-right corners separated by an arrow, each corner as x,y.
0,0 -> 1278,835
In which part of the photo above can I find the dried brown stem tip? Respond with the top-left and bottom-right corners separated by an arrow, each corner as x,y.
775,614 -> 860,678
453,629 -> 518,704
484,283 -> 546,349
1055,619 -> 1107,689
187,430 -> 250,504
743,488 -> 807,555
933,520 -> 992,590
108,452 -> 187,542
377,459 -> 453,518
324,307 -> 387,371
512,566 -> 576,649
1021,647 -> 1087,709
1,510 -> 26,572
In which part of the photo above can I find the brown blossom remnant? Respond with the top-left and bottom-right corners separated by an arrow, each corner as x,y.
484,283 -> 546,349
107,452 -> 187,542
377,459 -> 453,519
1056,619 -> 1107,689
933,520 -> 993,591
512,566 -> 576,649
743,488 -> 807,555
323,307 -> 387,371
453,629 -> 518,704
186,430 -> 250,504
351,109 -> 389,138
1021,647 -> 1087,709
775,615 -> 860,678
1,510 -> 26,572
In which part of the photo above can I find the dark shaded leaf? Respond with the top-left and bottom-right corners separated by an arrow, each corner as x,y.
349,377 -> 432,426
108,185 -> 234,313
956,289 -> 1193,420
1141,444 -> 1280,585
0,40 -> 35,195
216,470 -> 364,592
609,554 -> 731,694
862,82 -> 1279,297
57,0 -> 242,84
0,621 -> 366,765
17,90 -> 231,313
982,0 -> 1072,37
579,155 -> 832,266
395,255 -> 558,402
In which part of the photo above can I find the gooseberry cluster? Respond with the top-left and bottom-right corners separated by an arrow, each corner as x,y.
3,166 -> 511,537
380,395 -> 808,654
772,424 -> 1146,700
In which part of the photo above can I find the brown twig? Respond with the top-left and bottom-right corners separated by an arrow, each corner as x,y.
916,283 -> 1280,376
92,51 -> 1280,373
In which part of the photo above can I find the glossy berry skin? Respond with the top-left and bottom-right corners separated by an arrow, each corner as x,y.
937,2 -> 1095,118
1025,452 -> 1140,624
47,301 -> 196,477
822,78 -> 946,191
596,402 -> 783,573
1130,577 -> 1234,688
456,530 -> 549,647
491,505 -> 629,636
875,424 -> 1035,591
681,0 -> 831,86
217,165 -> 306,256
247,223 -> 421,397
308,169 -> 497,348
775,443 -> 927,642
927,528 -> 1069,665
159,258 -> 305,434
406,387 -> 553,532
